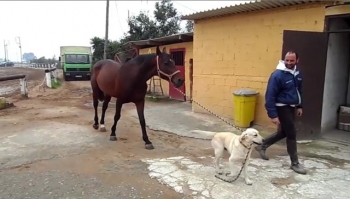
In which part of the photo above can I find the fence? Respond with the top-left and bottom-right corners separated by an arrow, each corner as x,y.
0,63 -> 58,98
0,74 -> 28,97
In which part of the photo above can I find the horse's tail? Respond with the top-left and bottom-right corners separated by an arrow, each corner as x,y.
91,61 -> 105,102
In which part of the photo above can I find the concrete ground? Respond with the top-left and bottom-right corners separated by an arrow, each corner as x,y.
0,68 -> 350,199
132,100 -> 350,199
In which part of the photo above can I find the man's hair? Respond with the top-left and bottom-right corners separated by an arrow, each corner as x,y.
286,50 -> 299,59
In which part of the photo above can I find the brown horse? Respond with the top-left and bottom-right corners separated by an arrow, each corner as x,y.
90,46 -> 184,149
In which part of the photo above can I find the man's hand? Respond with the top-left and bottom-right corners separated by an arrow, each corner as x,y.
271,117 -> 280,125
297,108 -> 303,117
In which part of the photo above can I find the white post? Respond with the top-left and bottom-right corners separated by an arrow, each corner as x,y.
46,72 -> 52,88
53,70 -> 57,83
20,78 -> 28,97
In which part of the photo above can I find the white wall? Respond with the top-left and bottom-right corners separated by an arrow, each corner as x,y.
321,18 -> 350,133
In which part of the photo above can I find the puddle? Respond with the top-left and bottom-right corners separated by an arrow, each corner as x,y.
0,86 -> 17,96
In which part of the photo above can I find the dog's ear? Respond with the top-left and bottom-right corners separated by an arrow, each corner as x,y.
241,134 -> 247,141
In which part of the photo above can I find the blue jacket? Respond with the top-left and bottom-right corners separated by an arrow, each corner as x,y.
265,61 -> 303,119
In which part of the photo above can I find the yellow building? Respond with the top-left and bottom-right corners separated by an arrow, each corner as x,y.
127,33 -> 193,101
182,0 -> 345,130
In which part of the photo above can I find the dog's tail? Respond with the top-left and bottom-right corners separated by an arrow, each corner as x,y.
190,130 -> 217,139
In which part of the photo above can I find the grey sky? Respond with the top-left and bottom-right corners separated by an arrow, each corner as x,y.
0,1 -> 249,62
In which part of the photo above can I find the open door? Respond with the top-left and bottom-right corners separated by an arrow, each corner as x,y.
169,49 -> 186,101
282,30 -> 328,139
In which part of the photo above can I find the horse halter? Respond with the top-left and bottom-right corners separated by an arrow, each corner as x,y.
156,56 -> 180,81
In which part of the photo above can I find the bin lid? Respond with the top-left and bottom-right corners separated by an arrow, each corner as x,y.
233,88 -> 259,96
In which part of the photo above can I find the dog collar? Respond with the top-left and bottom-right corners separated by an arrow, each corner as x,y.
239,140 -> 250,149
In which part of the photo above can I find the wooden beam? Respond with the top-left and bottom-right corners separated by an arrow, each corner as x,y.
147,40 -> 163,45
178,34 -> 193,42
0,74 -> 26,81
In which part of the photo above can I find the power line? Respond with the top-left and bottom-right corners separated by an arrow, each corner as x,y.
173,2 -> 197,13
114,1 -> 124,33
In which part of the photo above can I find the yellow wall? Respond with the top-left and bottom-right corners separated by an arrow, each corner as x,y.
139,42 -> 193,99
193,3 -> 327,127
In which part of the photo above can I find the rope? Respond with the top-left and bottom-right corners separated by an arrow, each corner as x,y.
174,87 -> 251,183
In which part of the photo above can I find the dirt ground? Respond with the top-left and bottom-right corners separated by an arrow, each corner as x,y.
0,69 -> 215,199
2,68 -> 350,199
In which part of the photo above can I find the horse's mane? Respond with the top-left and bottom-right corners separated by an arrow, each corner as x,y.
129,53 -> 156,66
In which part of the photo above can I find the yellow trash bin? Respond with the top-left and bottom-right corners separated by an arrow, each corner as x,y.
233,89 -> 259,128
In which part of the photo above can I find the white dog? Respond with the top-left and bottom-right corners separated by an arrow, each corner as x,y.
190,128 -> 264,185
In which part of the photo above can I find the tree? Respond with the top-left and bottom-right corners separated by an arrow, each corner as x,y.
127,11 -> 158,41
153,0 -> 181,37
90,0 -> 183,62
23,52 -> 36,62
185,20 -> 194,32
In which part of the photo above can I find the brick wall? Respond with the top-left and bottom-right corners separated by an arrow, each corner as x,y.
193,3 -> 327,127
139,42 -> 193,98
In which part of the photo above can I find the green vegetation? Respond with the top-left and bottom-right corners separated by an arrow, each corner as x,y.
51,78 -> 62,89
90,0 -> 194,62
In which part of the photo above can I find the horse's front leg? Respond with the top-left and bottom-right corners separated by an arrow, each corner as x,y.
99,95 -> 111,132
110,99 -> 123,141
135,100 -> 153,150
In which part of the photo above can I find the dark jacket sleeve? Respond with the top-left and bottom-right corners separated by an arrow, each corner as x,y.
265,72 -> 279,119
297,74 -> 303,109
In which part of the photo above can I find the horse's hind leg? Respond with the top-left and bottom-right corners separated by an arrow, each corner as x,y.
99,95 -> 111,132
92,93 -> 99,130
110,99 -> 123,141
135,100 -> 153,150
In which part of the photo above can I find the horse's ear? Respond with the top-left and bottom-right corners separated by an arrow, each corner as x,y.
162,47 -> 167,53
156,46 -> 161,56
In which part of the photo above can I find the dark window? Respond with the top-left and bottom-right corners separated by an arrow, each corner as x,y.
170,51 -> 184,66
65,54 -> 90,64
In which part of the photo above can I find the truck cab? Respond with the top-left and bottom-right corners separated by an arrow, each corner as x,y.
59,46 -> 92,81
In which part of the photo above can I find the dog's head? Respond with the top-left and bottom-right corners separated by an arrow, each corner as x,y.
240,128 -> 264,145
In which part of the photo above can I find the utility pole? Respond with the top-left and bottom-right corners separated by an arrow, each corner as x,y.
15,37 -> 23,63
3,40 -> 6,62
103,0 -> 109,60
3,40 -> 9,62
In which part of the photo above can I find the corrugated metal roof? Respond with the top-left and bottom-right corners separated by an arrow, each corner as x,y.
126,32 -> 193,49
181,0 -> 336,20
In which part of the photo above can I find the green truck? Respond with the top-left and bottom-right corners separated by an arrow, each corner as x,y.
59,46 -> 92,81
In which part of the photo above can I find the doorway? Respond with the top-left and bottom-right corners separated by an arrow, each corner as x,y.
169,49 -> 186,101
281,30 -> 328,139
321,15 -> 350,142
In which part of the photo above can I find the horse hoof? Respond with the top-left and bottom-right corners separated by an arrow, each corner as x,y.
145,144 -> 154,150
100,127 -> 106,132
92,124 -> 99,130
110,136 -> 117,141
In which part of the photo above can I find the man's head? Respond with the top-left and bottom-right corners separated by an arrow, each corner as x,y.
284,51 -> 299,69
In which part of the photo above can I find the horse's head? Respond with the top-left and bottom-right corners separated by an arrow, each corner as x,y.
155,46 -> 184,88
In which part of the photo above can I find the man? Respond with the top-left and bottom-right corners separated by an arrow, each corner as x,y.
255,51 -> 307,175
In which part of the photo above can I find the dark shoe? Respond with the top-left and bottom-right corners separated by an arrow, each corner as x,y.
288,145 -> 307,175
290,163 -> 307,175
255,145 -> 269,160
254,131 -> 284,161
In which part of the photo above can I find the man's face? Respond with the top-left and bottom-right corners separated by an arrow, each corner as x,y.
284,53 -> 298,69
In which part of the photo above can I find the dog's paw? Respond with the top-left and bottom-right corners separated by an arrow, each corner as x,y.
245,178 -> 253,185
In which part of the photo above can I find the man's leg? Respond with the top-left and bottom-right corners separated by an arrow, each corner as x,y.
255,107 -> 287,160
285,107 -> 307,174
